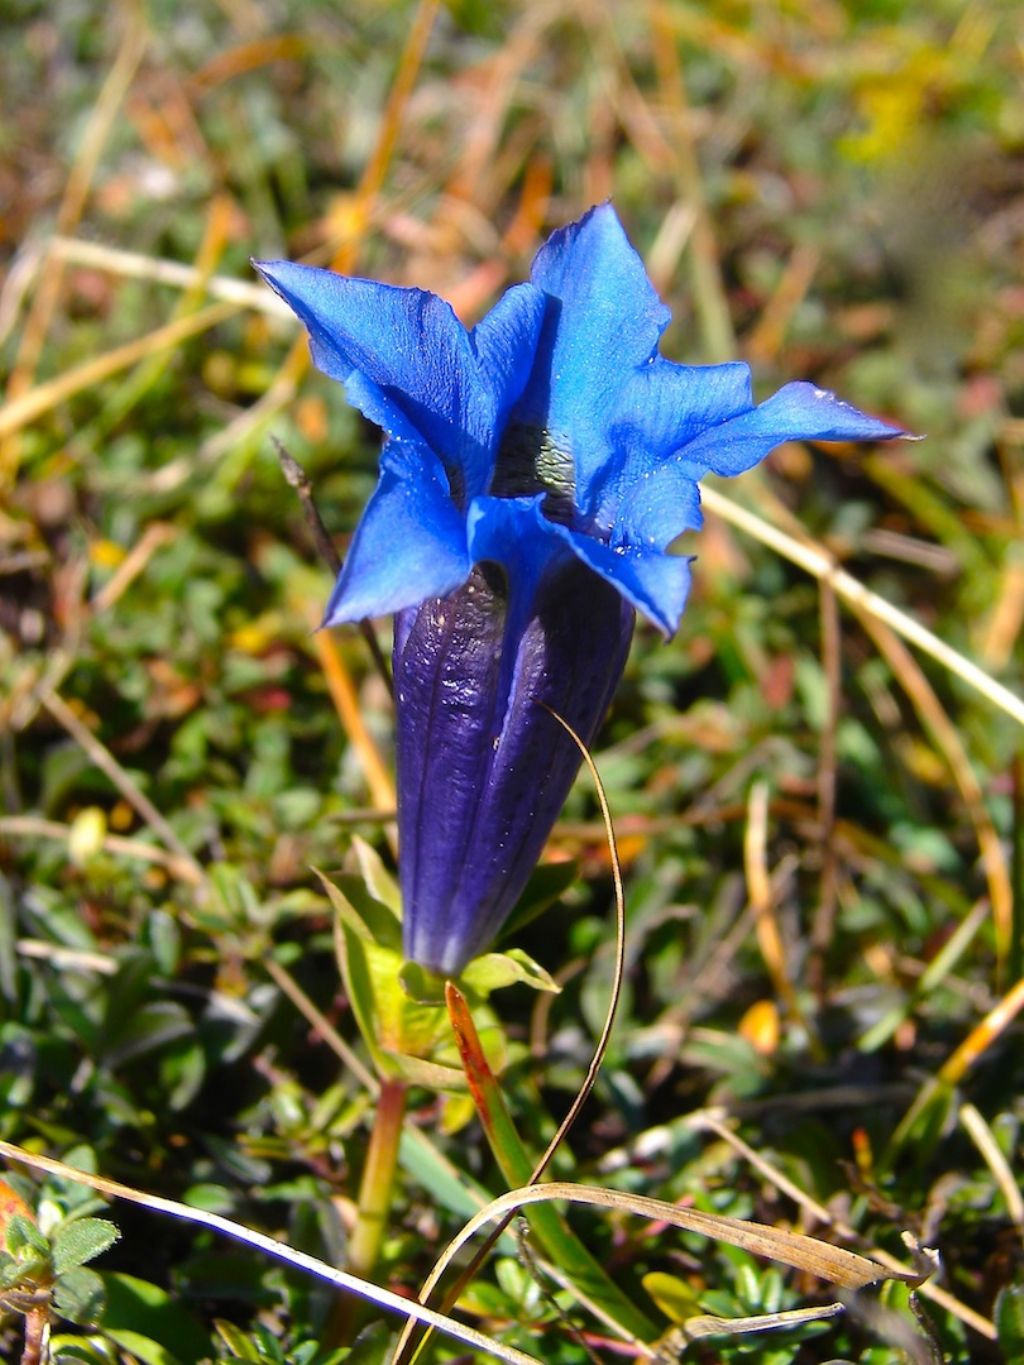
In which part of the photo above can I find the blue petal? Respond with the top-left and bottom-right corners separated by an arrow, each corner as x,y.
322,439 -> 471,625
677,381 -> 906,477
617,382 -> 905,554
468,494 -> 691,636
254,261 -> 545,500
515,205 -> 669,508
512,206 -> 758,522
469,282 -> 547,433
590,359 -> 752,525
560,530 -> 693,636
466,495 -> 566,605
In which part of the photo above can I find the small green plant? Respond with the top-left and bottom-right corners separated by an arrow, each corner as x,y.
0,1176 -> 118,1353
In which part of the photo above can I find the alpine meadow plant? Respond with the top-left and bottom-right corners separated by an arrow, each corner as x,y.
255,204 -> 903,975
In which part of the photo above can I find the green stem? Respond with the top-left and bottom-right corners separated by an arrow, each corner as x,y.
446,984 -> 657,1344
348,1076 -> 407,1276
330,1076 -> 407,1344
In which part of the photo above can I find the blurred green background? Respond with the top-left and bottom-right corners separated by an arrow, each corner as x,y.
1,1 -> 1022,1361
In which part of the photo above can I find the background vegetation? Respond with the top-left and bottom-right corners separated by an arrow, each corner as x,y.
1,0 -> 1022,1360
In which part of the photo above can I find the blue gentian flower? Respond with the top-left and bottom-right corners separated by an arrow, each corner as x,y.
256,205 -> 902,974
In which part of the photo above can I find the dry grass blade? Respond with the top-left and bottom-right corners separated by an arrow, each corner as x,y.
669,1300 -> 845,1345
90,523 -> 178,614
313,632 -> 396,816
809,577 -> 841,991
744,782 -> 804,1025
39,692 -> 205,884
691,1109 -> 997,1342
700,484 -> 1024,729
48,236 -> 294,314
959,1102 -> 1024,1236
0,301 -> 239,441
938,974 -> 1024,1088
403,1179 -> 914,1347
0,1140 -> 542,1365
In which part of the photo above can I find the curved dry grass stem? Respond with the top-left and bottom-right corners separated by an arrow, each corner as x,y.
0,1140 -> 541,1365
525,705 -> 628,1178
700,484 -> 1024,729
402,1177 -> 913,1350
692,1109 -> 997,1342
394,704 -> 630,1365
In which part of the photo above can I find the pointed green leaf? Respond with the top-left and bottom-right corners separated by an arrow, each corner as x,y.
642,1270 -> 703,1325
315,867 -> 401,950
333,919 -> 389,1073
352,836 -> 402,918
213,1318 -> 263,1359
52,1217 -> 119,1274
461,949 -> 561,995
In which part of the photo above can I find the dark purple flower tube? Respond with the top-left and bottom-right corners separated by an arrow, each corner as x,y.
394,560 -> 634,974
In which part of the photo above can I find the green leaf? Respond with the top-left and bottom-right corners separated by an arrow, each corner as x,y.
158,1034 -> 207,1111
213,1318 -> 263,1360
52,1217 -> 119,1274
101,1001 -> 194,1067
0,1251 -> 47,1289
333,916 -> 449,1072
378,1049 -> 468,1091
345,1319 -> 395,1365
461,949 -> 561,995
6,1212 -> 49,1258
97,1329 -> 183,1365
316,868 -> 401,951
54,1264 -> 106,1324
101,1273 -> 209,1365
351,836 -> 402,919
45,1336 -> 116,1364
145,910 -> 181,976
642,1270 -> 703,1325
398,961 -> 447,1004
997,1284 -> 1024,1355
398,1129 -> 518,1254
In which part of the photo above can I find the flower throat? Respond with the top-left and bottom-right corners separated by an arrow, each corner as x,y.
491,421 -> 576,524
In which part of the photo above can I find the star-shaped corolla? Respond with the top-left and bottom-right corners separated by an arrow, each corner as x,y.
256,205 -> 899,636
256,205 -> 903,972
